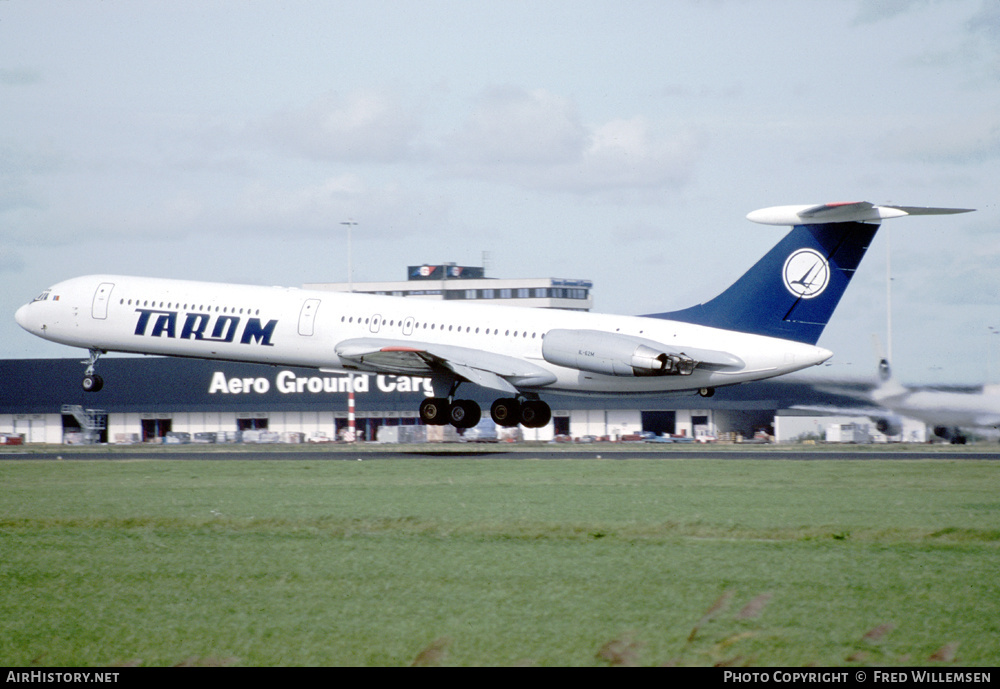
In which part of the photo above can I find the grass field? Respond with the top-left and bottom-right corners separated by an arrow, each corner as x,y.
1,454 -> 998,666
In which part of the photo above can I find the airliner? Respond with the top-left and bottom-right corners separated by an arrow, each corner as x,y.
14,201 -> 972,430
868,359 -> 1000,443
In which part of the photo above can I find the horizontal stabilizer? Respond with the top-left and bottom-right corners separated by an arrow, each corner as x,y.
747,202 -> 974,226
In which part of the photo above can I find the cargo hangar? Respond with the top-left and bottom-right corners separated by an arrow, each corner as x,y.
1,263 -> 897,445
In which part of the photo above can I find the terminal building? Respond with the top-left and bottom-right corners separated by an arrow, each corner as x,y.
304,262 -> 594,311
0,263 -> 920,445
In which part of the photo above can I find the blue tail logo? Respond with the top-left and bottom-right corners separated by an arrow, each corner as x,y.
783,248 -> 830,299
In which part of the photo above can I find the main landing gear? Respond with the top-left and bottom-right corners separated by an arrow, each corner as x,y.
490,397 -> 551,429
418,385 -> 551,430
81,348 -> 105,393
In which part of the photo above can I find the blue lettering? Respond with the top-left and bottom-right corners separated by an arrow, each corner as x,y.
240,318 -> 277,346
207,315 -> 240,343
150,312 -> 177,338
181,313 -> 210,340
134,309 -> 173,336
134,309 -> 277,346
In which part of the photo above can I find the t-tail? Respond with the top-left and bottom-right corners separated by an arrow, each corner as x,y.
646,202 -> 974,345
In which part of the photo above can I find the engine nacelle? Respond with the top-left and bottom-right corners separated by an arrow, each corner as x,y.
541,329 -> 696,377
874,415 -> 902,437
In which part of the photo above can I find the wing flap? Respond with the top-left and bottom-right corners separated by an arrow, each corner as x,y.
334,338 -> 556,393
444,361 -> 519,394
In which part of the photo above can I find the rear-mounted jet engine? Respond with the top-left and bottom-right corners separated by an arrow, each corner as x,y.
541,329 -> 696,377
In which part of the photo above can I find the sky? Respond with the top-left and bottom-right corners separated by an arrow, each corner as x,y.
1,0 -> 998,385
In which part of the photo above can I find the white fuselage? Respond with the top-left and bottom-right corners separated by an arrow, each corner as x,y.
873,386 -> 1000,430
15,274 -> 832,396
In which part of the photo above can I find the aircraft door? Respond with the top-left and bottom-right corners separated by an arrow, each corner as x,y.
91,282 -> 115,320
403,317 -> 414,336
298,299 -> 321,336
369,314 -> 382,333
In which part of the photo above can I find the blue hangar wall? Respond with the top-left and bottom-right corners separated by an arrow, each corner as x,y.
0,357 -> 864,415
0,357 -> 871,443
0,358 -> 434,415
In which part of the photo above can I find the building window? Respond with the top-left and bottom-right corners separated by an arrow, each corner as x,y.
141,418 -> 172,441
237,418 -> 268,431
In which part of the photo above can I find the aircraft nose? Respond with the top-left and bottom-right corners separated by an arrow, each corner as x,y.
14,303 -> 30,330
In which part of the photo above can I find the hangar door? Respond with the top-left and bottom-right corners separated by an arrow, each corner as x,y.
641,411 -> 676,436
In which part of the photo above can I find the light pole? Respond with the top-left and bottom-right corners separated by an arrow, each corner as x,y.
341,219 -> 358,292
885,225 -> 893,366
989,326 -> 999,385
340,219 -> 359,441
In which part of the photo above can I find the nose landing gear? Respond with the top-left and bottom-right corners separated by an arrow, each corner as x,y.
81,349 -> 106,393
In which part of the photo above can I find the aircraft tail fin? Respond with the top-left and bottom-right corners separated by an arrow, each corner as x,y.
872,356 -> 908,404
646,202 -> 973,345
878,357 -> 892,383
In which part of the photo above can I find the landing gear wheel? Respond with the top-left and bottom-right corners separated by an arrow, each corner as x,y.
491,398 -> 522,427
698,387 -> 715,398
419,397 -> 450,426
519,400 -> 551,428
81,348 -> 104,393
449,399 -> 481,429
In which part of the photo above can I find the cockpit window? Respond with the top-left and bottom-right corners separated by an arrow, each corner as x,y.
32,290 -> 51,302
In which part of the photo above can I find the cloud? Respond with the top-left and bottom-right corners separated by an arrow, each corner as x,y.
862,0 -> 1000,83
231,175 -> 366,232
0,244 -> 25,274
966,2 -> 1000,78
441,87 -> 703,196
852,0 -> 942,25
881,114 -> 1000,164
903,249 -> 1000,306
446,86 -> 587,166
253,86 -> 703,201
966,2 -> 1000,45
262,89 -> 421,163
0,68 -> 42,86
0,145 -> 58,214
214,175 -> 450,242
571,117 -> 702,193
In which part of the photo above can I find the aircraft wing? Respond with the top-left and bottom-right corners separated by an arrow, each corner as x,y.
792,404 -> 888,417
334,338 -> 557,394
971,413 -> 1000,427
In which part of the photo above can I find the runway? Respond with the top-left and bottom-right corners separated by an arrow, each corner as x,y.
3,446 -> 999,461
